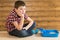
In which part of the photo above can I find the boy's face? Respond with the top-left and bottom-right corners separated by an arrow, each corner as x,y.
15,6 -> 26,14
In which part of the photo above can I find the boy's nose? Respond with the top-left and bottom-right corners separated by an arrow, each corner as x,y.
22,10 -> 25,14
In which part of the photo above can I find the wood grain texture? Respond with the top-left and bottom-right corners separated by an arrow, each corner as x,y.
0,0 -> 60,30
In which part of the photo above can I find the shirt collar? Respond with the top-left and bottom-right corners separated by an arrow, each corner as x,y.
11,9 -> 20,18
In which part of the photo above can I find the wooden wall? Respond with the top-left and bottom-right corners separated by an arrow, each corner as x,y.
0,0 -> 60,31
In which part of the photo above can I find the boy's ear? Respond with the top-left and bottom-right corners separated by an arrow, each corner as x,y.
15,8 -> 18,12
15,8 -> 17,11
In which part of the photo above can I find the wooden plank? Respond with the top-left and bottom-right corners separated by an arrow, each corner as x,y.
0,0 -> 52,2
1,17 -> 60,22
1,21 -> 60,26
0,6 -> 56,12
56,11 -> 60,16
0,10 -> 58,13
0,1 -> 56,8
0,22 -> 60,30
1,22 -> 60,28
32,17 -> 60,22
0,2 -> 55,8
0,12 -> 56,17
0,0 -> 58,8
0,11 -> 56,17
0,0 -> 17,3
36,24 -> 60,30
0,2 -> 50,7
27,12 -> 56,17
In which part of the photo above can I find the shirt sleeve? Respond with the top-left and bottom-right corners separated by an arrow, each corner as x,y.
8,15 -> 16,23
24,14 -> 28,19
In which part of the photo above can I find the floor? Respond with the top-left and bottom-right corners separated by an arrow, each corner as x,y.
0,31 -> 60,40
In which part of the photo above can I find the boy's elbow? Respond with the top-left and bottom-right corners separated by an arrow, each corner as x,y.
29,19 -> 33,23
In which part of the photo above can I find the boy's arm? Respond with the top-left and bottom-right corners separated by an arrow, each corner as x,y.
12,16 -> 24,30
23,17 -> 34,30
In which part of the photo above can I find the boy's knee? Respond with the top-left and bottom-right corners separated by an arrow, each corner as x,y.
32,21 -> 36,27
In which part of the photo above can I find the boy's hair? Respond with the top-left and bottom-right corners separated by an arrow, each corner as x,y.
14,0 -> 25,9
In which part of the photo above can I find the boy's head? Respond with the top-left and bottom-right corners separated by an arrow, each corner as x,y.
14,0 -> 26,14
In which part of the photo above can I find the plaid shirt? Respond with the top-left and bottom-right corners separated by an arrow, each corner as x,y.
6,9 -> 28,32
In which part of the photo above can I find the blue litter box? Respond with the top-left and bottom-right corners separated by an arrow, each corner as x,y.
39,28 -> 59,37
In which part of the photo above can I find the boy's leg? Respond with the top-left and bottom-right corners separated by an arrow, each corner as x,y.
23,22 -> 36,31
27,22 -> 36,31
9,29 -> 33,37
9,29 -> 22,37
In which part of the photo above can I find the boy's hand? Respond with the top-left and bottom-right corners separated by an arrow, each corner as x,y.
17,11 -> 24,17
23,27 -> 28,30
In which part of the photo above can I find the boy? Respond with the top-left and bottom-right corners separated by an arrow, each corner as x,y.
6,0 -> 36,37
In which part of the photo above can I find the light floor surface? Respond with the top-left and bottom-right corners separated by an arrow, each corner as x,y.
0,31 -> 60,40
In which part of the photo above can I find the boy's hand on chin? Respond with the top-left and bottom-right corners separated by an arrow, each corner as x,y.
17,11 -> 24,17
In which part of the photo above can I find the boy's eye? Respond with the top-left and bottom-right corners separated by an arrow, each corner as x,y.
20,8 -> 22,10
20,8 -> 26,10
